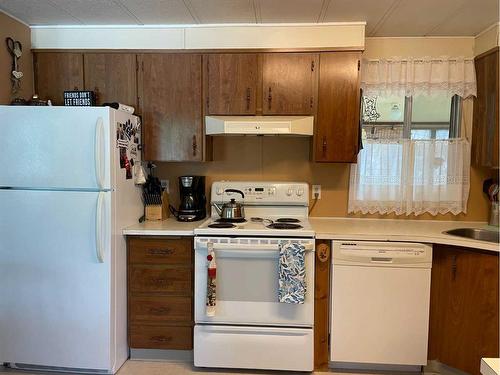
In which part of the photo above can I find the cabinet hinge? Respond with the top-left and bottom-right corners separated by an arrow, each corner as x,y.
357,60 -> 360,71
206,96 -> 209,109
310,97 -> 313,108
311,60 -> 315,72
141,61 -> 144,72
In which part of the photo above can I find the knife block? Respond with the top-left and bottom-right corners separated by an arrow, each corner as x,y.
145,191 -> 169,221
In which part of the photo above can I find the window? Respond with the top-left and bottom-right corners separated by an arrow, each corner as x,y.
361,94 -> 462,140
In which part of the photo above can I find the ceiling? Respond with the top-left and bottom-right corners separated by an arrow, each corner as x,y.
0,0 -> 498,37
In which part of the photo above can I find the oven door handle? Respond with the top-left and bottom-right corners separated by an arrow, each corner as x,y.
196,243 -> 314,253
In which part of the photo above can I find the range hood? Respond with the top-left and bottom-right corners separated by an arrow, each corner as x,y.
205,116 -> 314,136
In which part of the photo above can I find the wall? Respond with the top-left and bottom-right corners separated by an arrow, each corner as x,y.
0,10 -> 33,104
159,36 -> 493,221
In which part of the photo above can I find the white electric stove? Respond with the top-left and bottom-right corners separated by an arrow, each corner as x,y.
193,181 -> 315,372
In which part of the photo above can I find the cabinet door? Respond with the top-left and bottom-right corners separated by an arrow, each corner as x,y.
428,246 -> 499,375
315,52 -> 361,162
139,54 -> 202,161
84,53 -> 137,107
207,54 -> 258,115
262,53 -> 318,115
34,52 -> 84,105
472,49 -> 499,168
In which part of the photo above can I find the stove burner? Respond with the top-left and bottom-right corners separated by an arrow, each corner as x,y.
276,218 -> 301,223
266,223 -> 303,230
208,223 -> 236,229
216,218 -> 247,223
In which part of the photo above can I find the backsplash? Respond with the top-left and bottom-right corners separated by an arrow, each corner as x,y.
156,136 -> 493,221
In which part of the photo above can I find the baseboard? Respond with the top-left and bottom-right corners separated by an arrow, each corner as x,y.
424,360 -> 470,375
329,361 -> 422,373
129,349 -> 193,363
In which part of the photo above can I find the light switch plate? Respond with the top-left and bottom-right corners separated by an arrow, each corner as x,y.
161,179 -> 169,193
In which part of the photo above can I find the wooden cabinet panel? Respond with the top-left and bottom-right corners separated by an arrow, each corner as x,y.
34,52 -> 84,105
130,296 -> 192,323
472,48 -> 499,168
128,237 -> 192,265
130,325 -> 193,350
129,265 -> 191,294
428,245 -> 499,375
315,52 -> 361,162
139,54 -> 203,161
84,53 -> 137,107
262,53 -> 318,115
207,53 -> 258,115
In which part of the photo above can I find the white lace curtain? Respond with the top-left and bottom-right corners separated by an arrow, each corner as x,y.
348,139 -> 471,216
361,57 -> 477,98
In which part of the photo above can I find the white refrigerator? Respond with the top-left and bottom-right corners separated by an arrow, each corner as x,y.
0,106 -> 143,373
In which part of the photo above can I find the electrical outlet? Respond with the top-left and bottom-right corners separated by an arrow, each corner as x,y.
161,179 -> 169,193
312,185 -> 321,199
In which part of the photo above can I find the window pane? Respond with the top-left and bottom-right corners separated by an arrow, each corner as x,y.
362,95 -> 405,123
411,94 -> 452,139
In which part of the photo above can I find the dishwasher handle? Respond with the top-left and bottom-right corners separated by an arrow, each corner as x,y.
370,257 -> 393,263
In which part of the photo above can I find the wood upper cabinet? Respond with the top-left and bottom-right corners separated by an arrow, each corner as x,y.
84,53 -> 137,107
206,53 -> 258,115
315,52 -> 361,162
472,48 -> 499,168
34,52 -> 84,105
262,53 -> 318,115
428,245 -> 499,375
139,53 -> 203,161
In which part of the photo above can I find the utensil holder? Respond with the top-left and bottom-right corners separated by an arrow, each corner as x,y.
489,202 -> 499,227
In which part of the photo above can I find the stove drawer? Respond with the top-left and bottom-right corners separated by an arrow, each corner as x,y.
194,325 -> 313,371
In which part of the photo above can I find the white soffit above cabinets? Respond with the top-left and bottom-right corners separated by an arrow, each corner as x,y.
0,0 -> 497,37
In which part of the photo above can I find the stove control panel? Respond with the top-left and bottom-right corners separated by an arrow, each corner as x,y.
211,181 -> 309,205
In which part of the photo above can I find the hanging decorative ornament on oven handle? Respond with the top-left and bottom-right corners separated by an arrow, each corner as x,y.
206,242 -> 217,317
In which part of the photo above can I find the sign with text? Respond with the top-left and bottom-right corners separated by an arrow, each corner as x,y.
63,91 -> 95,106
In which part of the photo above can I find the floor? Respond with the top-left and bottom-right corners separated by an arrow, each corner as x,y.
0,360 -> 439,375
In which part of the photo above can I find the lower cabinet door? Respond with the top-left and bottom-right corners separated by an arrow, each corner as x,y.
129,325 -> 193,350
194,325 -> 313,371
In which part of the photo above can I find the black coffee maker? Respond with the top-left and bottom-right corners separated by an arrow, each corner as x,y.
169,176 -> 206,222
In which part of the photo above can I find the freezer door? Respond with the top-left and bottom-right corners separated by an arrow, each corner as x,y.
1,106 -> 111,189
0,189 -> 113,371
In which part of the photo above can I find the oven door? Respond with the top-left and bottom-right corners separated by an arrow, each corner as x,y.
194,237 -> 314,327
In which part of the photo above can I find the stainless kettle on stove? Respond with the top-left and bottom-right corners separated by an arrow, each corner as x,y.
212,189 -> 245,221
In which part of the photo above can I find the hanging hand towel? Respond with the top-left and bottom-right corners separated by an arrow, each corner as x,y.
278,241 -> 306,304
206,242 -> 217,316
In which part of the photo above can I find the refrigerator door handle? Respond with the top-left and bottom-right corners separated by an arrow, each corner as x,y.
96,192 -> 105,263
94,117 -> 105,189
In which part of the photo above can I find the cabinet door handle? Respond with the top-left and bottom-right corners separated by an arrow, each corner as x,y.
451,254 -> 458,280
267,87 -> 272,110
322,136 -> 327,156
192,135 -> 197,156
246,87 -> 251,111
149,306 -> 170,315
148,248 -> 174,256
151,335 -> 172,343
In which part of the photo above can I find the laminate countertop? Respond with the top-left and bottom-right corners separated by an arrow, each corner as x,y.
310,217 -> 499,253
481,358 -> 500,375
123,217 -> 499,252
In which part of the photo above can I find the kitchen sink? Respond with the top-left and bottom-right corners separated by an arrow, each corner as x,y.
444,228 -> 500,243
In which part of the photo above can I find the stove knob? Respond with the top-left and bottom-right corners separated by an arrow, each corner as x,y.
296,188 -> 304,196
286,188 -> 294,196
216,187 -> 223,195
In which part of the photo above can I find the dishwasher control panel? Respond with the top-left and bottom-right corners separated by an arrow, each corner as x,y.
333,241 -> 432,267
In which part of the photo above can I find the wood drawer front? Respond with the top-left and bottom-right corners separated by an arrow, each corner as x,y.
129,266 -> 191,293
130,324 -> 193,350
130,296 -> 192,323
129,238 -> 192,265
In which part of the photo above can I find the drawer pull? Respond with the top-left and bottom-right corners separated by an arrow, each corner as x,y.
150,278 -> 171,286
149,307 -> 170,315
151,335 -> 172,343
148,248 -> 174,256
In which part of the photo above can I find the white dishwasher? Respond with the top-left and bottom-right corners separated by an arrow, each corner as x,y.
330,241 -> 432,370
